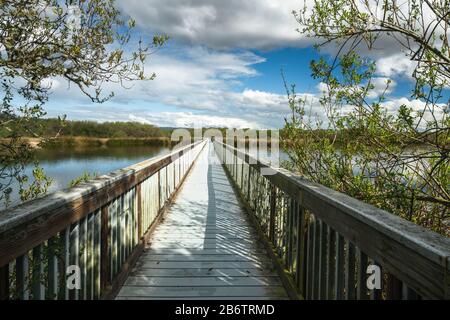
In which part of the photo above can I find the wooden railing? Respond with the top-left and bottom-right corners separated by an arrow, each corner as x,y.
213,141 -> 450,300
0,140 -> 206,300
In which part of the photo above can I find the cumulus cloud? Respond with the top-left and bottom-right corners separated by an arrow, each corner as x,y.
367,77 -> 396,98
376,53 -> 416,78
43,46 -> 291,128
116,0 -> 304,50
129,112 -> 259,129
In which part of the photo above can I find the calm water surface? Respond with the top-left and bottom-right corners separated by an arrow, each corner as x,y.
1,144 -> 290,210
2,145 -> 171,209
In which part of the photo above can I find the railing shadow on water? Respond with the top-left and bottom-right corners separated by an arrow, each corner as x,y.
213,140 -> 450,300
0,140 -> 207,300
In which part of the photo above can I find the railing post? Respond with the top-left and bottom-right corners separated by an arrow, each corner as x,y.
100,205 -> 111,293
269,185 -> 277,242
0,264 -> 9,300
137,183 -> 142,239
297,207 -> 307,297
247,166 -> 252,202
157,171 -> 161,211
386,273 -> 402,300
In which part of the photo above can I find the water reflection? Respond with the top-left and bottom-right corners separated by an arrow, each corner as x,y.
1,145 -> 171,209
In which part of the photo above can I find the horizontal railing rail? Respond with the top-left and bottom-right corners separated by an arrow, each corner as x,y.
213,141 -> 450,300
0,140 -> 206,300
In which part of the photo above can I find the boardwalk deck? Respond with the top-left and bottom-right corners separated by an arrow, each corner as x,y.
116,143 -> 288,300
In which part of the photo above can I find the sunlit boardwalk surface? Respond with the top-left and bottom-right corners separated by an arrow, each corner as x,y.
116,144 -> 287,300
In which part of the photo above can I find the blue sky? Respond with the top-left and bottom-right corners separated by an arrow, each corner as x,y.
42,0 -> 447,129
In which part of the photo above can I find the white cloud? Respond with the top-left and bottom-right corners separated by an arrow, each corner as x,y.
376,53 -> 416,78
129,112 -> 258,129
44,46 -> 292,128
367,77 -> 396,98
116,0 -> 304,50
317,77 -> 397,99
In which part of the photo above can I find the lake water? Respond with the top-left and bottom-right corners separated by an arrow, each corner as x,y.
0,143 -> 290,210
1,145 -> 171,209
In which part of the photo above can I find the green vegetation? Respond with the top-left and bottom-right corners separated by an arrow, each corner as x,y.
0,0 -> 167,206
8,118 -> 171,139
284,1 -> 450,236
68,171 -> 99,188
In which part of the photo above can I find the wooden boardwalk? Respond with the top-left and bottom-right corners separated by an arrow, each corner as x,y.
116,143 -> 288,300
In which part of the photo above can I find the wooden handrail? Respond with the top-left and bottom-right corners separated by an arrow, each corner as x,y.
214,141 -> 450,300
0,140 -> 206,299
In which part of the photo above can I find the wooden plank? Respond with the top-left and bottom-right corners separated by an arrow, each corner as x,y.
117,285 -> 287,298
60,228 -> 70,300
137,183 -> 142,239
32,245 -> 45,300
150,235 -> 255,241
402,284 -> 419,300
16,254 -> 29,300
47,237 -> 58,300
335,233 -> 345,299
116,296 -> 287,300
345,240 -> 356,300
386,272 -> 402,300
305,217 -> 314,299
131,268 -> 279,277
147,242 -> 263,250
148,238 -> 259,246
87,212 -> 95,299
326,226 -> 336,299
143,249 -> 267,255
0,263 -> 9,300
79,217 -> 87,299
319,220 -> 328,299
124,276 -> 281,287
312,218 -> 320,299
139,254 -> 271,263
100,206 -> 110,292
269,186 -> 276,242
69,222 -> 79,300
94,210 -> 101,299
138,261 -> 272,269
357,248 -> 369,300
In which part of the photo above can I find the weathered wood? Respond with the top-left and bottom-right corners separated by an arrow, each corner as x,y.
345,240 -> 356,300
386,273 -> 402,300
117,285 -> 287,298
32,245 -> 45,300
306,218 -> 314,299
0,141 -> 204,268
131,268 -> 277,277
116,296 -> 287,300
16,254 -> 29,300
60,228 -> 70,300
140,254 -> 271,262
326,226 -> 336,300
296,206 -> 307,296
269,186 -> 277,242
319,220 -> 328,299
215,141 -> 450,300
136,183 -> 142,239
125,276 -> 281,287
0,263 -> 8,300
335,233 -> 345,299
357,248 -> 369,300
47,237 -> 58,299
100,206 -> 110,293
100,141 -> 207,300
117,145 -> 288,300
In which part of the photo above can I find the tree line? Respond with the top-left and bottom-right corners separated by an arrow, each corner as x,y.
0,117 -> 170,139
